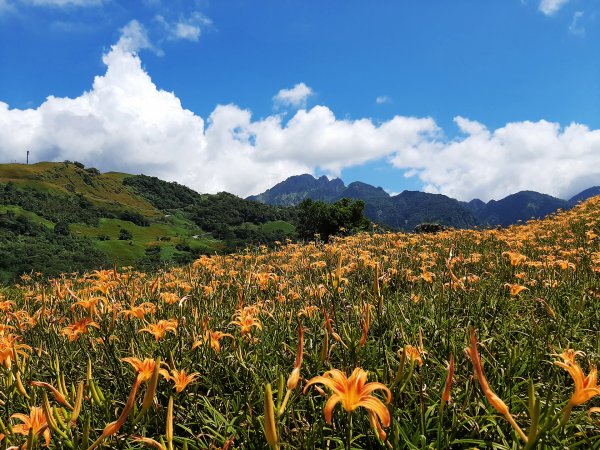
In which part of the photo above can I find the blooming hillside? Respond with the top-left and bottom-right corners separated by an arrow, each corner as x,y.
1,197 -> 599,449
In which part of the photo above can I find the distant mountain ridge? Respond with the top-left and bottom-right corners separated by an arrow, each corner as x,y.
248,174 -> 346,205
248,174 -> 599,230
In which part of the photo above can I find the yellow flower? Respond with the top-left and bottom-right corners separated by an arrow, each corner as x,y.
304,368 -> 392,433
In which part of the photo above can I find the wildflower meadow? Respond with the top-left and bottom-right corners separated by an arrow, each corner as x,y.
1,197 -> 599,449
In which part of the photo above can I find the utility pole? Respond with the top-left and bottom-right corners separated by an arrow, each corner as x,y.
26,150 -> 29,165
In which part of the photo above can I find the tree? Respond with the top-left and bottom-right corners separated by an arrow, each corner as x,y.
296,198 -> 369,241
119,228 -> 133,240
53,220 -> 70,236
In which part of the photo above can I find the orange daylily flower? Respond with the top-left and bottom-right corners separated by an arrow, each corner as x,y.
304,368 -> 392,437
71,296 -> 102,315
122,357 -> 157,382
554,348 -> 585,364
121,302 -> 156,320
502,251 -> 527,267
140,319 -> 178,341
61,317 -> 100,342
192,330 -> 232,353
11,406 -> 51,447
554,353 -> 600,425
404,344 -> 424,367
160,292 -> 180,305
230,307 -> 262,336
0,332 -> 31,369
420,270 -> 435,283
505,283 -> 528,296
160,368 -> 199,393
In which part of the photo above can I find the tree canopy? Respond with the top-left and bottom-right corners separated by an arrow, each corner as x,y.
296,198 -> 370,241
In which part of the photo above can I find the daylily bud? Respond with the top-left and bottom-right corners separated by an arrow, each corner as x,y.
141,357 -> 162,413
440,353 -> 454,409
30,381 -> 73,410
286,368 -> 300,391
466,328 -> 527,442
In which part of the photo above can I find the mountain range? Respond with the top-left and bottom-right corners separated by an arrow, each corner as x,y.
248,174 -> 598,230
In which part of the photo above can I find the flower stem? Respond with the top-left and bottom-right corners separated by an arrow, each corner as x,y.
558,403 -> 573,428
346,412 -> 353,450
504,412 -> 528,443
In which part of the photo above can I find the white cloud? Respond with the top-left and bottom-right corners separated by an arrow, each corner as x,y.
273,83 -> 314,109
156,12 -> 211,42
390,117 -> 600,201
115,20 -> 155,54
1,26 -> 599,202
376,96 -> 392,104
568,11 -> 585,35
539,0 -> 570,16
0,30 -> 435,197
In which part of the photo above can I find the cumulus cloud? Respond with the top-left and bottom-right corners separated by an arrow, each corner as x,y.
539,0 -> 570,16
155,11 -> 211,42
390,117 -> 600,201
0,28 -> 435,197
1,23 -> 599,201
273,83 -> 314,109
375,96 -> 392,104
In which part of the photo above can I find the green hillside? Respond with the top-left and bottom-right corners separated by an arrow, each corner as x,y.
0,162 -> 297,279
0,161 -> 158,215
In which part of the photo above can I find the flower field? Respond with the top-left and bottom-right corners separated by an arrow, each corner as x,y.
1,197 -> 599,449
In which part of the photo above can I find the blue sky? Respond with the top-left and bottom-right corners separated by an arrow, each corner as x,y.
0,0 -> 599,201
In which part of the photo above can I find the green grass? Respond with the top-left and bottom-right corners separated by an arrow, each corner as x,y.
0,205 -> 55,228
71,216 -> 220,266
0,162 -> 159,216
